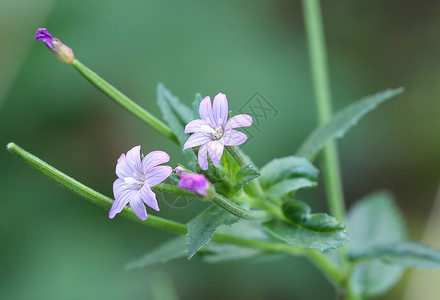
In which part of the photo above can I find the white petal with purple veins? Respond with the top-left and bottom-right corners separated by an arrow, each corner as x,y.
142,150 -> 170,173
125,145 -> 143,174
198,144 -> 209,170
183,133 -> 211,150
223,130 -> 248,146
207,140 -> 224,166
213,93 -> 228,127
184,119 -> 208,133
225,114 -> 252,130
109,184 -> 136,219
140,186 -> 160,211
199,96 -> 214,123
145,166 -> 172,187
130,192 -> 148,220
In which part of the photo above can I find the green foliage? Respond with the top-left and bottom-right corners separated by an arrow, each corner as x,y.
262,214 -> 348,250
230,164 -> 260,194
125,236 -> 187,269
192,93 -> 203,120
282,200 -> 311,223
266,178 -> 316,198
187,205 -> 239,258
353,242 -> 440,269
157,83 -> 193,146
296,88 -> 404,160
259,156 -> 318,197
347,191 -> 406,298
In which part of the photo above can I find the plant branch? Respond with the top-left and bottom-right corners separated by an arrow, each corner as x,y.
71,59 -> 178,143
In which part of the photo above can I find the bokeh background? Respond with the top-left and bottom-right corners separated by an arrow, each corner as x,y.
1,0 -> 439,299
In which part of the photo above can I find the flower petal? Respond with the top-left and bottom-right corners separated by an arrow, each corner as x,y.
109,179 -> 136,219
199,96 -> 214,123
130,192 -> 148,220
142,150 -> 170,173
184,119 -> 208,133
198,144 -> 209,170
140,186 -> 160,211
145,166 -> 172,187
207,140 -> 224,166
183,133 -> 211,150
212,93 -> 228,127
115,153 -> 131,178
223,130 -> 248,146
124,145 -> 143,175
225,114 -> 252,130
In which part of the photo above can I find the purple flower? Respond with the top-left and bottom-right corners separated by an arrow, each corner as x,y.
183,93 -> 252,170
178,173 -> 211,196
34,28 -> 75,64
110,146 -> 172,220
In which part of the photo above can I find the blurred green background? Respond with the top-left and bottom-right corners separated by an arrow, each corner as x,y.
1,0 -> 439,299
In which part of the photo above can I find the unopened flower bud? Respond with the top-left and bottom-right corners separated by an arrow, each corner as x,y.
35,28 -> 75,64
178,173 -> 212,197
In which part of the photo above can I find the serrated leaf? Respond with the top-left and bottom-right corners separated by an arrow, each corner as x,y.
353,242 -> 440,269
259,156 -> 318,190
296,88 -> 404,159
187,205 -> 239,258
350,260 -> 404,298
230,164 -> 260,194
157,83 -> 193,147
262,215 -> 348,250
347,191 -> 407,298
126,236 -> 187,269
192,93 -> 203,120
347,191 -> 406,257
266,178 -> 316,198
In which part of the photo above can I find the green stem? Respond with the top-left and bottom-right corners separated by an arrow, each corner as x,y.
302,0 -> 345,224
7,142 -> 344,285
226,146 -> 265,198
154,183 -> 268,220
71,59 -> 178,144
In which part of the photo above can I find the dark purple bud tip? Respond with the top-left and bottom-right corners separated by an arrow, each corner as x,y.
34,28 -> 75,64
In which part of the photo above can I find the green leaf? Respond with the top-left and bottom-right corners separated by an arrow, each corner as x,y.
350,260 -> 404,298
296,88 -> 404,159
202,244 -> 263,263
259,156 -> 318,190
187,205 -> 239,258
347,191 -> 406,257
192,93 -> 203,120
353,242 -> 440,269
347,191 -> 407,298
157,83 -> 193,146
230,164 -> 261,194
262,214 -> 348,250
266,178 -> 316,198
125,236 -> 187,269
282,200 -> 311,223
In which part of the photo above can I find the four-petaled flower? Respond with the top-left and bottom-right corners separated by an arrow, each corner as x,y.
110,146 -> 172,220
183,93 -> 252,170
34,28 -> 75,64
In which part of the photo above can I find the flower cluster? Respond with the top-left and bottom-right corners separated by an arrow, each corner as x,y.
109,94 -> 251,220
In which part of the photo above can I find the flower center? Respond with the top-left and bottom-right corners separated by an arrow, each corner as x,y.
124,174 -> 145,189
201,125 -> 224,140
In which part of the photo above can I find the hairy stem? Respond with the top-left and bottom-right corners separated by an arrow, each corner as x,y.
71,59 -> 178,143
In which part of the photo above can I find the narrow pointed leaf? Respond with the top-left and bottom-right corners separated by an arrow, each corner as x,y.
187,205 -> 239,258
260,156 -> 318,190
126,236 -> 187,269
266,178 -> 316,198
230,164 -> 260,194
296,88 -> 404,159
353,242 -> 440,269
